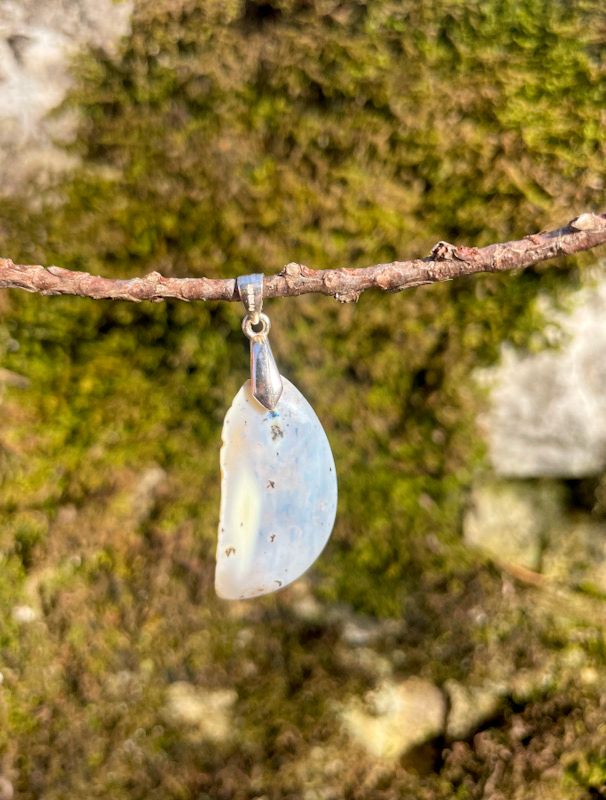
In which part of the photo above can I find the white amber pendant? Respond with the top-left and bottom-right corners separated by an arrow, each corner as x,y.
216,377 -> 337,599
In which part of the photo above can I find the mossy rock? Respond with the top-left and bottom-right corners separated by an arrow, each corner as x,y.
0,1 -> 605,797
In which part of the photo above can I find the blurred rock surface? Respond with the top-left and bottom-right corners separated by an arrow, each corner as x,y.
0,0 -> 132,191
444,680 -> 503,741
484,279 -> 606,478
339,677 -> 446,759
163,682 -> 237,744
463,479 -> 563,570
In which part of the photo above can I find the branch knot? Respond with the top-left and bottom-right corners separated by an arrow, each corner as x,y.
430,241 -> 458,261
280,262 -> 304,278
569,213 -> 606,232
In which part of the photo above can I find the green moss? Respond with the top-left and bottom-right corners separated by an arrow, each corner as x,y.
565,752 -> 606,795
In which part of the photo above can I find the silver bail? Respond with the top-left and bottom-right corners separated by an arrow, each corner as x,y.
237,274 -> 283,411
237,273 -> 264,325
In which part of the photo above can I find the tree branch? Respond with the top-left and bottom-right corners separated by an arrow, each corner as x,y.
1,213 -> 605,304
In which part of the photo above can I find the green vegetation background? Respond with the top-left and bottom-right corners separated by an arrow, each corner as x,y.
0,1 -> 605,797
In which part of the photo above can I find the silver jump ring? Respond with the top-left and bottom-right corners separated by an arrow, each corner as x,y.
242,312 -> 271,340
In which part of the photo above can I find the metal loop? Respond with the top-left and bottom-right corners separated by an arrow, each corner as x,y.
242,312 -> 271,340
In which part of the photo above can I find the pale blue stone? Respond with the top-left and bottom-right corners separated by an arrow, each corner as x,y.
216,377 -> 337,599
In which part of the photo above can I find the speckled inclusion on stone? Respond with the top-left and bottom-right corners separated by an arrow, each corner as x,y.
215,377 -> 337,599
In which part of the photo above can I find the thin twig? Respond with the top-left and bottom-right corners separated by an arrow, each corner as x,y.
0,213 -> 605,304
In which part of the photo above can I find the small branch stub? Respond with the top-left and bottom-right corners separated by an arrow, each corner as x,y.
569,212 -> 606,232
431,241 -> 459,261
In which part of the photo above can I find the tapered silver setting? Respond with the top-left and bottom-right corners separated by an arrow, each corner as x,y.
237,274 -> 283,410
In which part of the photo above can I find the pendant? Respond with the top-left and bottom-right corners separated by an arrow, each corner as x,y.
215,274 -> 338,599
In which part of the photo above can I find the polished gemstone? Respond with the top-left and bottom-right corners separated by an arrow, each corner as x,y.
216,377 -> 337,599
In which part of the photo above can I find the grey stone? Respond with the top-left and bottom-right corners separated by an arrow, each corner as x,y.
463,480 -> 563,570
0,0 -> 132,191
339,677 -> 446,759
163,682 -> 237,744
341,618 -> 383,647
444,680 -> 503,740
481,279 -> 606,478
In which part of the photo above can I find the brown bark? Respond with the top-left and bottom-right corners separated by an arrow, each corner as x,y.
0,213 -> 605,304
